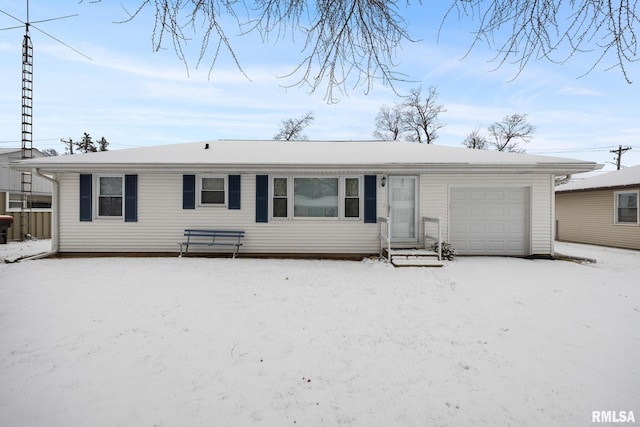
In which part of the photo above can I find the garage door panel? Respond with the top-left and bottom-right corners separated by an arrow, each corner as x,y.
470,191 -> 486,201
450,187 -> 529,255
507,189 -> 526,201
489,207 -> 506,216
488,223 -> 505,233
488,191 -> 506,201
470,206 -> 486,216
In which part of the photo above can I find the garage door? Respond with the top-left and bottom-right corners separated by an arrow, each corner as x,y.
449,187 -> 529,255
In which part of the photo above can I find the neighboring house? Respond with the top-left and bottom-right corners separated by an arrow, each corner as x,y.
556,165 -> 640,250
0,148 -> 53,240
11,140 -> 598,257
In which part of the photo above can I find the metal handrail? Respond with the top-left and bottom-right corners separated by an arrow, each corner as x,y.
422,216 -> 442,260
378,216 -> 391,262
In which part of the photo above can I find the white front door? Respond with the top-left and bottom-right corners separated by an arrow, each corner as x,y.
389,176 -> 418,242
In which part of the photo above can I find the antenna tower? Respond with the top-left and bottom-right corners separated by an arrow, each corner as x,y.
21,5 -> 34,240
1,1 -> 90,240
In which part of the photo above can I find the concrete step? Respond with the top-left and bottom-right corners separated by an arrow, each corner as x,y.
387,248 -> 443,267
391,257 -> 443,267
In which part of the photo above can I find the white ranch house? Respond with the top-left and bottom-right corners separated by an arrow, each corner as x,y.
12,140 -> 598,258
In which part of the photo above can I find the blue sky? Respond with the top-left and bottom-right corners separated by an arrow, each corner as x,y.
1,0 -> 638,171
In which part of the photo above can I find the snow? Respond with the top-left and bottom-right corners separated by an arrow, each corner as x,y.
557,164 -> 640,192
1,241 -> 638,426
13,140 -> 598,173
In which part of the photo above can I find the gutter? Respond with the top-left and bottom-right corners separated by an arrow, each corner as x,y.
13,161 -> 601,175
31,168 -> 59,257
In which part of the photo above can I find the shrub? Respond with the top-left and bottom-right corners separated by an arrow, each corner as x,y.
431,241 -> 457,260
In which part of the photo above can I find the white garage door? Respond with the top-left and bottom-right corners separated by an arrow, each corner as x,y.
449,187 -> 529,255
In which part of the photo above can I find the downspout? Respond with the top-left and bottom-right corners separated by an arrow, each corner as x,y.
27,168 -> 59,258
550,174 -> 556,257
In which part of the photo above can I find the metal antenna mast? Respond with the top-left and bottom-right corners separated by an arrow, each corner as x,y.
21,3 -> 34,240
1,1 -> 91,240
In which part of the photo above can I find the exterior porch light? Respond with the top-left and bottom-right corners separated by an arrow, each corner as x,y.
381,176 -> 387,187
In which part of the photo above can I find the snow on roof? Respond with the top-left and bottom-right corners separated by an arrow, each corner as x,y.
556,164 -> 640,192
11,140 -> 599,173
0,148 -> 22,156
1,148 -> 46,159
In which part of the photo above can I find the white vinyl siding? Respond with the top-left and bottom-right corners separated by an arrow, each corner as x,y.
56,171 -> 555,256
57,173 -> 383,254
417,173 -> 553,256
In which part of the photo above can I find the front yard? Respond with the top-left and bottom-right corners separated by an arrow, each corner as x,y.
0,242 -> 638,426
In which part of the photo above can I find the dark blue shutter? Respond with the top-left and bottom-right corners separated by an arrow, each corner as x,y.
79,174 -> 92,222
256,175 -> 268,223
183,175 -> 196,209
228,175 -> 241,210
364,175 -> 377,224
124,175 -> 138,222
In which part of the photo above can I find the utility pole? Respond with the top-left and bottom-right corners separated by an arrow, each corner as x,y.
61,137 -> 74,154
609,145 -> 632,170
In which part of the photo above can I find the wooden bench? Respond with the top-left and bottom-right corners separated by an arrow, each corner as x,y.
179,229 -> 245,258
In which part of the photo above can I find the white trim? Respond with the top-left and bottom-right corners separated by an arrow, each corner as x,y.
342,176 -> 363,221
388,175 -> 419,243
197,174 -> 227,207
614,190 -> 639,225
269,175 -> 365,221
270,176 -> 289,220
96,174 -> 124,219
293,177 -> 339,220
5,191 -> 52,212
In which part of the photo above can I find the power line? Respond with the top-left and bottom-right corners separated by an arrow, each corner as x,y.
0,138 -> 62,144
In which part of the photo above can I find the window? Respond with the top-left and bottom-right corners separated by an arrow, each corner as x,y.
6,192 -> 52,211
615,191 -> 638,224
273,177 -> 288,218
200,176 -> 226,205
294,177 -> 338,218
98,176 -> 123,217
344,177 -> 361,218
265,175 -> 371,221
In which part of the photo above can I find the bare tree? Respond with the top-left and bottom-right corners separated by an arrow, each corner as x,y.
487,114 -> 535,152
462,128 -> 488,149
273,111 -> 315,140
446,0 -> 639,84
373,104 -> 405,141
90,1 -> 638,101
41,148 -> 59,157
402,86 -> 446,144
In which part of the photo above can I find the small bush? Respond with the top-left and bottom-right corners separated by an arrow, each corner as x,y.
431,241 -> 457,260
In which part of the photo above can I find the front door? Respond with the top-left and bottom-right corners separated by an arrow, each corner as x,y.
388,176 -> 418,243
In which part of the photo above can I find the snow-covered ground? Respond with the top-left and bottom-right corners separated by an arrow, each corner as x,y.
1,241 -> 638,426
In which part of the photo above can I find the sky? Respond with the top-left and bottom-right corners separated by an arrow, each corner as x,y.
0,0 -> 639,171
